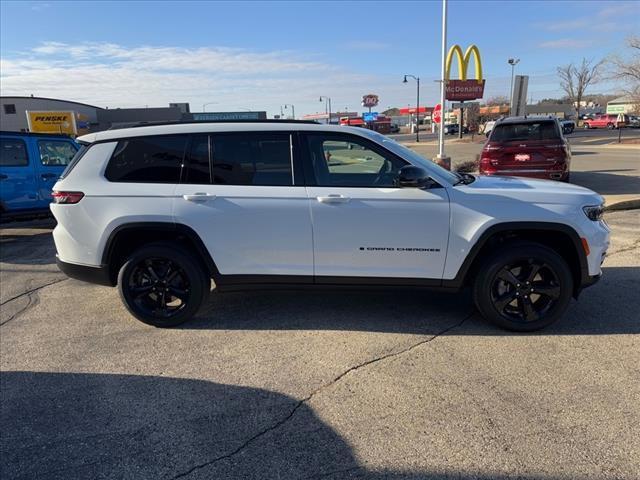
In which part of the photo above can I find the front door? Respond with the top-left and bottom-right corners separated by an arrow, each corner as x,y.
173,132 -> 313,280
301,132 -> 450,281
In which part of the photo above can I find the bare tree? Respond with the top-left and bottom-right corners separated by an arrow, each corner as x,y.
607,35 -> 640,112
557,58 -> 604,119
484,95 -> 509,106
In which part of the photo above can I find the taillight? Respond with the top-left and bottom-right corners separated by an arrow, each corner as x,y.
52,191 -> 84,204
480,143 -> 502,170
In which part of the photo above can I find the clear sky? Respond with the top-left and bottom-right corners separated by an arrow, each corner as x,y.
1,0 -> 638,117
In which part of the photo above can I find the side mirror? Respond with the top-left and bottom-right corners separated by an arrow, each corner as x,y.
398,165 -> 432,188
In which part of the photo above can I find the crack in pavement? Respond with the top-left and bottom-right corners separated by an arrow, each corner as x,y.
0,277 -> 67,326
605,239 -> 640,258
170,312 -> 474,480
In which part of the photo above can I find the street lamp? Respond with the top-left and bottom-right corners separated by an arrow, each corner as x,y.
319,96 -> 332,124
202,102 -> 219,112
283,104 -> 295,120
403,74 -> 420,142
508,58 -> 520,116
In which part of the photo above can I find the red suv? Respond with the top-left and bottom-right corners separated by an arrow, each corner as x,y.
583,114 -> 627,129
480,117 -> 571,182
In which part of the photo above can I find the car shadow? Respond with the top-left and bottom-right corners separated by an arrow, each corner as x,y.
180,265 -> 639,336
0,371 -> 617,480
570,170 -> 640,195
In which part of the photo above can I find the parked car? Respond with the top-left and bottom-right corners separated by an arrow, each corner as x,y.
389,123 -> 400,133
483,120 -> 496,137
582,114 -> 628,129
480,117 -> 571,182
0,131 -> 79,220
560,120 -> 575,134
443,123 -> 469,135
51,120 -> 608,332
627,115 -> 640,128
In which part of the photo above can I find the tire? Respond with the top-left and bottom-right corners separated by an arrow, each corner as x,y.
583,123 -> 590,129
472,242 -> 573,332
117,242 -> 209,327
607,123 -> 615,130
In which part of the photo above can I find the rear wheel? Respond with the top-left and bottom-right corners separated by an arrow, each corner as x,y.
117,243 -> 209,327
473,242 -> 573,331
607,123 -> 615,130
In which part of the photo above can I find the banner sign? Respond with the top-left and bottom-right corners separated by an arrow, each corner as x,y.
444,44 -> 485,101
26,111 -> 77,135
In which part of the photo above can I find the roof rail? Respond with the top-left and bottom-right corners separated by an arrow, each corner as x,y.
108,119 -> 321,130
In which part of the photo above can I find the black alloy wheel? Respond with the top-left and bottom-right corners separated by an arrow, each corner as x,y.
473,242 -> 573,331
490,259 -> 560,324
118,243 -> 208,327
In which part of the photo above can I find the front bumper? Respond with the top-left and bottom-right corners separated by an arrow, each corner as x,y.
56,256 -> 114,286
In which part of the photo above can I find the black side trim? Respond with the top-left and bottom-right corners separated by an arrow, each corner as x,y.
442,221 -> 590,290
56,257 -> 113,286
216,275 -> 443,289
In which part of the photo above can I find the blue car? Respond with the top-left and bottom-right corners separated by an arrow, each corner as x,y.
1,132 -> 79,220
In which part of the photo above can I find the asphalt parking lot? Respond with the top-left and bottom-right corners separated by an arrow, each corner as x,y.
1,207 -> 638,479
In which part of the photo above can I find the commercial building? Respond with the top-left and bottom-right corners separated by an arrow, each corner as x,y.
0,96 -> 268,134
1,96 -> 101,133
606,96 -> 638,114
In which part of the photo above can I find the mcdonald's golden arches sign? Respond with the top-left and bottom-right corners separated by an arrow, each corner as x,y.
444,44 -> 485,101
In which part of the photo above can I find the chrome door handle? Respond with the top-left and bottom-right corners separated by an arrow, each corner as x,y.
183,193 -> 216,202
317,194 -> 351,204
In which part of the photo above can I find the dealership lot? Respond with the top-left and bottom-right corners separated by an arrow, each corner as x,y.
1,207 -> 639,477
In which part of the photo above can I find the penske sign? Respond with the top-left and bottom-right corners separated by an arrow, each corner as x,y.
26,111 -> 77,135
444,44 -> 485,101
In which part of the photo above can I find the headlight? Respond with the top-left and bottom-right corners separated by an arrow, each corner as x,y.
583,204 -> 604,221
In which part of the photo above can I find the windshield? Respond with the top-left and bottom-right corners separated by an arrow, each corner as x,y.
355,129 -> 460,185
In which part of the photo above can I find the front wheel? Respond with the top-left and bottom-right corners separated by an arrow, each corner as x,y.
473,242 -> 573,331
583,123 -> 590,129
117,243 -> 209,327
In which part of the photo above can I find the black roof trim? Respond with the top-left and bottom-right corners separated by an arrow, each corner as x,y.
109,119 -> 321,130
0,96 -> 103,110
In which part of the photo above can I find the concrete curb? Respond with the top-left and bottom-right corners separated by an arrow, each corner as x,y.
604,198 -> 640,211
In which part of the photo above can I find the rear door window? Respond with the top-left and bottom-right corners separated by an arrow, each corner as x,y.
490,122 -> 560,142
181,135 -> 211,184
37,140 -> 78,166
211,133 -> 293,186
0,138 -> 29,166
105,135 -> 187,183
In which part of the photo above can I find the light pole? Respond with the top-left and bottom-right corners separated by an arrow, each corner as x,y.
403,74 -> 420,142
202,102 -> 218,112
508,58 -> 520,116
436,0 -> 450,168
283,104 -> 295,119
319,96 -> 332,124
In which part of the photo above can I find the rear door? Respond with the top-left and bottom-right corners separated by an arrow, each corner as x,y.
33,138 -> 78,208
173,132 -> 313,279
0,136 -> 39,212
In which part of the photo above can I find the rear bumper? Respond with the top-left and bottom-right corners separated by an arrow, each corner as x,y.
480,169 -> 568,181
56,256 -> 114,286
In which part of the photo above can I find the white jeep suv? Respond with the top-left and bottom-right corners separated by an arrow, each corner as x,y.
51,121 -> 609,331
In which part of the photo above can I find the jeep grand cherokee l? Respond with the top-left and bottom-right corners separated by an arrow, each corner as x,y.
51,121 -> 609,331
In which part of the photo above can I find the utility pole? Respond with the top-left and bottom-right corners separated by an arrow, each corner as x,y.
508,58 -> 520,116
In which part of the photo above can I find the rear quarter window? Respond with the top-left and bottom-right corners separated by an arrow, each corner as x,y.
0,138 -> 29,166
490,121 -> 560,142
105,135 -> 187,183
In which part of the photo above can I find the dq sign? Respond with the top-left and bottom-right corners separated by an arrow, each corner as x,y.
444,44 -> 485,101
362,94 -> 379,108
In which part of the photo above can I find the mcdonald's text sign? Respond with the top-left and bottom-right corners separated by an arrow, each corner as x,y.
446,79 -> 486,101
